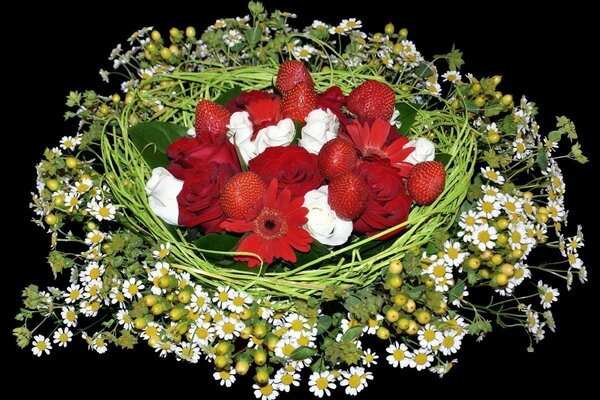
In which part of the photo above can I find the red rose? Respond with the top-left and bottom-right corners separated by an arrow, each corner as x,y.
177,162 -> 237,233
249,145 -> 324,198
167,134 -> 241,179
354,160 -> 412,239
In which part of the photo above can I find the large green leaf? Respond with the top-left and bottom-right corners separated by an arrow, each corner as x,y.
214,86 -> 243,106
395,102 -> 419,135
129,122 -> 187,169
194,232 -> 241,256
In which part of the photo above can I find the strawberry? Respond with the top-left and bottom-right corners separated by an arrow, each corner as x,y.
280,81 -> 317,122
220,172 -> 266,220
194,99 -> 232,138
275,60 -> 314,94
328,172 -> 369,220
317,138 -> 358,180
347,80 -> 396,123
407,161 -> 446,205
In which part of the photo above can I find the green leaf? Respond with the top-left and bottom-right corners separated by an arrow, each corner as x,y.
214,86 -> 243,106
404,285 -> 425,300
448,279 -> 466,302
484,103 -> 504,117
343,295 -> 361,313
295,241 -> 329,265
291,120 -> 303,145
317,315 -> 333,334
571,142 -> 589,164
129,122 -> 187,169
246,27 -> 262,45
341,325 -> 363,342
415,63 -> 433,78
289,346 -> 318,360
395,102 -> 419,135
194,233 -> 241,258
435,152 -> 451,165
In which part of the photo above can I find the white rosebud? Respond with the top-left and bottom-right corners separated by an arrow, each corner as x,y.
403,137 -> 435,164
299,109 -> 340,154
145,167 -> 183,226
255,118 -> 296,154
303,186 -> 353,246
227,111 -> 257,164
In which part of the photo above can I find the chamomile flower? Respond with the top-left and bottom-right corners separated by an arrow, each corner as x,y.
213,367 -> 236,387
339,366 -> 372,396
153,243 -> 171,259
63,284 -> 82,304
481,166 -> 505,185
471,223 -> 498,251
213,285 -> 234,309
274,368 -> 300,392
31,335 -> 52,356
117,310 -> 134,330
293,45 -> 316,61
223,30 -> 243,48
477,194 -> 502,219
92,334 -> 108,354
190,287 -> 210,313
87,201 -> 117,221
176,341 -> 201,363
538,281 -> 559,309
443,241 -> 467,267
362,314 -> 383,335
215,316 -> 244,340
85,230 -> 106,247
61,306 -> 78,327
442,70 -> 462,83
60,135 -> 82,151
340,18 -> 362,30
424,81 -> 442,95
122,278 -> 144,299
284,313 -> 311,336
567,251 -> 583,270
439,330 -> 462,356
386,342 -> 412,368
361,348 -> 379,367
411,348 -> 434,371
229,291 -> 253,314
417,324 -> 442,349
189,320 -> 215,347
308,370 -> 336,398
109,287 -> 127,309
329,25 -> 347,35
425,258 -> 453,284
52,327 -> 73,347
80,262 -> 105,283
253,380 -> 279,400
512,137 -> 531,160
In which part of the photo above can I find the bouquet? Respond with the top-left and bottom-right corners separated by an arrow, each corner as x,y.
16,2 -> 589,397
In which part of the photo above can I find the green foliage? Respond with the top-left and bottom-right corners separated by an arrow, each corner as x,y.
129,122 -> 187,169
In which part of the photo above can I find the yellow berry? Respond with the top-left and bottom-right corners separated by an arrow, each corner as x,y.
399,28 -> 408,38
151,30 -> 161,42
240,326 -> 252,340
177,290 -> 191,304
511,249 -> 524,259
480,250 -> 493,261
373,33 -> 383,42
254,349 -> 267,366
402,298 -> 416,314
397,318 -> 410,331
143,294 -> 158,307
500,263 -> 515,276
415,309 -> 431,325
491,253 -> 504,266
433,302 -> 448,315
160,47 -> 171,60
393,293 -> 408,308
389,275 -> 403,288
235,360 -> 250,375
501,94 -> 513,106
389,259 -> 403,274
471,83 -> 482,93
475,96 -> 486,108
134,317 -> 147,330
44,214 -> 57,226
386,308 -> 400,323
147,335 -> 160,347
492,75 -> 502,85
240,308 -> 252,320
496,218 -> 509,230
253,324 -> 267,339
65,157 -> 79,169
467,257 -> 481,269
494,272 -> 509,286
46,179 -> 59,192
185,26 -> 196,38
488,133 -> 500,144
150,303 -> 164,315
255,370 -> 270,385
376,326 -> 390,340
424,277 -> 435,288
480,268 -> 492,279
214,355 -> 228,369
216,342 -> 230,356
384,23 -> 395,35
405,320 -> 419,335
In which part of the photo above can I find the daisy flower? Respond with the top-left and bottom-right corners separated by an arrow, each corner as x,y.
85,230 -> 106,247
439,330 -> 462,356
117,310 -> 134,330
59,135 -> 82,151
329,25 -> 347,35
213,285 -> 234,309
477,194 -> 502,219
442,70 -> 462,83
122,278 -> 145,299
52,327 -> 73,347
308,370 -> 336,398
80,261 -> 105,283
362,348 -> 379,367
339,366 -> 372,396
311,20 -> 328,30
153,243 -> 171,259
221,180 -> 312,268
293,45 -> 316,61
443,241 -> 467,267
31,335 -> 52,356
61,306 -> 78,328
92,334 -> 108,354
215,316 -> 244,341
213,367 -> 236,387
228,290 -> 253,314
424,258 -> 452,284
386,342 -> 412,368
176,341 -> 201,363
411,348 -> 434,370
417,324 -> 442,349
481,166 -> 505,185
340,18 -> 362,30
253,380 -> 279,400
87,201 -> 117,221
538,280 -> 559,309
274,368 -> 300,392
63,284 -> 82,304
471,223 -> 498,251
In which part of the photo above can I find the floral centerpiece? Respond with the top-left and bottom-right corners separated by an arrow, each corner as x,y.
16,2 -> 588,398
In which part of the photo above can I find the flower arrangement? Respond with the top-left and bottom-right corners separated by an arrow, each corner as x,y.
16,2 -> 589,398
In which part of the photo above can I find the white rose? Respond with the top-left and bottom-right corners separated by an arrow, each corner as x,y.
255,118 -> 296,154
145,167 -> 183,226
403,137 -> 435,164
227,111 -> 258,164
299,109 -> 340,154
303,186 -> 353,246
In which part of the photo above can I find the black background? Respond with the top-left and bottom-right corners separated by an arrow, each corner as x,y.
5,1 -> 596,396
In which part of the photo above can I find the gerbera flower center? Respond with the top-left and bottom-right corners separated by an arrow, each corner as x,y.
253,207 -> 287,240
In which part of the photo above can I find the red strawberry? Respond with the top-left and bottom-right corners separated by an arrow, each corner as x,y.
194,100 -> 232,138
220,172 -> 266,220
328,172 -> 369,220
275,60 -> 314,94
347,80 -> 395,123
317,138 -> 358,180
280,81 -> 317,122
407,161 -> 446,205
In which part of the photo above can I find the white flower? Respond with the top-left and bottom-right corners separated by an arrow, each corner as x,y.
538,280 -> 560,309
386,342 -> 412,368
303,186 -> 353,246
213,367 -> 237,387
340,366 -> 372,396
228,111 -> 257,163
299,109 -> 340,154
255,118 -> 296,154
145,167 -> 183,226
31,335 -> 52,356
52,327 -> 73,347
308,370 -> 336,398
402,137 -> 435,164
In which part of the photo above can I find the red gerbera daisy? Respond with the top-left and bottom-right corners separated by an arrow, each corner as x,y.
220,179 -> 312,268
245,97 -> 283,140
346,119 -> 415,175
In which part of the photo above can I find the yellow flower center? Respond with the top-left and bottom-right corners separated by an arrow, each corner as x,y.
348,375 -> 361,388
316,377 -> 329,390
